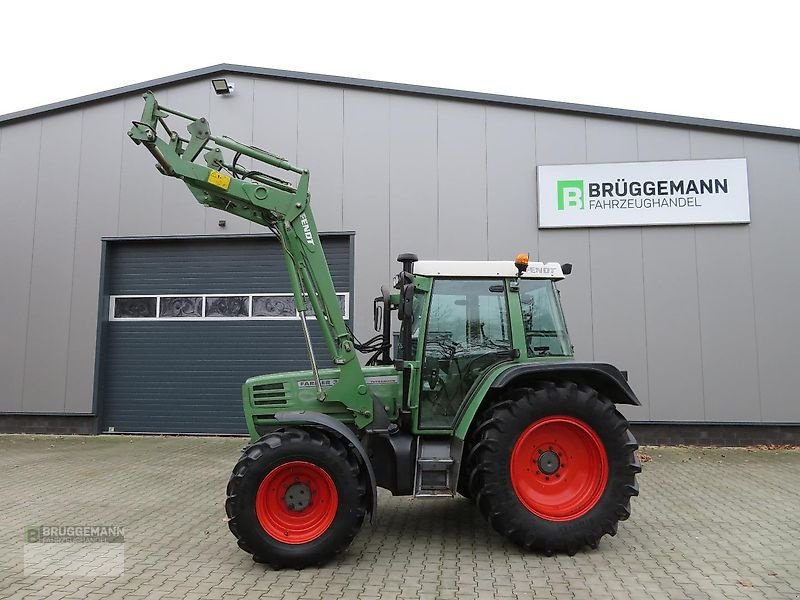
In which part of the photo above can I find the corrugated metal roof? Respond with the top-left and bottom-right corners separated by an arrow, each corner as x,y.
1,63 -> 798,140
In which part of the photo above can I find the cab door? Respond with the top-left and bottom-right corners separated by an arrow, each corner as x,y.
416,278 -> 513,430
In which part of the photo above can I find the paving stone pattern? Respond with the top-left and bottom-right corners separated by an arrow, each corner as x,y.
0,435 -> 798,599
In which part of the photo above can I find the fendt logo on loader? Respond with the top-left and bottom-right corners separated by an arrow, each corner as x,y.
557,180 -> 585,211
300,213 -> 315,245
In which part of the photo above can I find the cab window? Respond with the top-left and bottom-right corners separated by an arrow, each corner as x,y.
518,279 -> 571,357
419,279 -> 511,428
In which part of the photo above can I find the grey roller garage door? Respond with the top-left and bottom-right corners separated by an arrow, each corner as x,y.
98,235 -> 352,434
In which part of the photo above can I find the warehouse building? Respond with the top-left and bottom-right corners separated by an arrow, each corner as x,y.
1,64 -> 798,442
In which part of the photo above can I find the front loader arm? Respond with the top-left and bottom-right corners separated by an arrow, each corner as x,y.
128,92 -> 373,428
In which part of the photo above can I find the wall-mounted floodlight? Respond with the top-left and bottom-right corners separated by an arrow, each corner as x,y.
211,78 -> 234,95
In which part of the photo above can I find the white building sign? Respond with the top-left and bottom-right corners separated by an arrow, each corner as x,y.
538,158 -> 750,228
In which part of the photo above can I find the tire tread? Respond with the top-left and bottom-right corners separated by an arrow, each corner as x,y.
464,382 -> 640,554
225,427 -> 367,568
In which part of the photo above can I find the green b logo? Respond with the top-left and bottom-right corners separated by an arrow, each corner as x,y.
557,180 -> 584,210
24,526 -> 39,543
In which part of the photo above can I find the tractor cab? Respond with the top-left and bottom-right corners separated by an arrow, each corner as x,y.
384,254 -> 574,432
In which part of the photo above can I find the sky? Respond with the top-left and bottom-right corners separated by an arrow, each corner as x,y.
2,1 -> 798,130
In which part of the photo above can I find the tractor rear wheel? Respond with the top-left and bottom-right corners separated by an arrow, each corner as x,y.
465,382 -> 640,555
225,427 -> 367,568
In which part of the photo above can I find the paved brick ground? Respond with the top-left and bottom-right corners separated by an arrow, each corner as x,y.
0,435 -> 798,599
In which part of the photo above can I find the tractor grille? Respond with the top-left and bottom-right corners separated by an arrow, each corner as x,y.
251,382 -> 289,407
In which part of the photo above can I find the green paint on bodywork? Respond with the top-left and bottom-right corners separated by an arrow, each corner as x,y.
451,356 -> 571,440
243,365 -> 402,441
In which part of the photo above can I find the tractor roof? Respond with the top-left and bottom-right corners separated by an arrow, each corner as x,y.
413,261 -> 565,280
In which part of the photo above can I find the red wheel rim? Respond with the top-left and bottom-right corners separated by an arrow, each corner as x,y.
255,461 -> 338,544
510,415 -> 608,521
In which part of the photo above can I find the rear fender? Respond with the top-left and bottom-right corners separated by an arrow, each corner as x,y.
274,411 -> 377,521
453,362 -> 640,440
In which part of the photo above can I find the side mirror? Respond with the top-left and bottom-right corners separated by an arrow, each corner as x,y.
562,263 -> 573,275
398,284 -> 415,321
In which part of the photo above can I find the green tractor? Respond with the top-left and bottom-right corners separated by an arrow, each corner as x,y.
129,92 -> 641,568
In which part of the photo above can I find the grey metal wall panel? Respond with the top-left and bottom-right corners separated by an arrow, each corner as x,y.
586,118 -> 639,163
0,121 -> 41,412
694,228 -> 760,421
636,124 -> 692,161
389,96 -> 438,268
535,113 -> 594,362
101,236 -> 351,434
641,227 -> 705,421
254,79 -> 299,164
298,85 -> 344,232
22,112 -> 82,412
688,131 -> 760,421
64,101 -> 125,414
342,90 -> 390,340
486,106 -> 537,259
744,138 -> 800,422
689,130 -> 745,159
160,81 -> 211,236
436,101 -> 487,259
585,118 -> 649,420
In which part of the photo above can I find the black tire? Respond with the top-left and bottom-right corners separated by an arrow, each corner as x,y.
465,382 -> 640,555
225,427 -> 367,568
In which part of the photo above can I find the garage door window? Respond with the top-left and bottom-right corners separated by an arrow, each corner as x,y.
206,296 -> 250,318
113,297 -> 157,319
110,293 -> 349,321
159,296 -> 203,318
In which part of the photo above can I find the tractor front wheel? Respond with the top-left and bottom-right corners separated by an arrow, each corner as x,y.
225,427 -> 367,568
466,382 -> 640,555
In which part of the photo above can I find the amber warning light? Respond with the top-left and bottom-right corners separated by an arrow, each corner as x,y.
514,253 -> 529,276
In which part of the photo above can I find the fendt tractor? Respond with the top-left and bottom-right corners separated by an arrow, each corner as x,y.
128,92 -> 641,567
